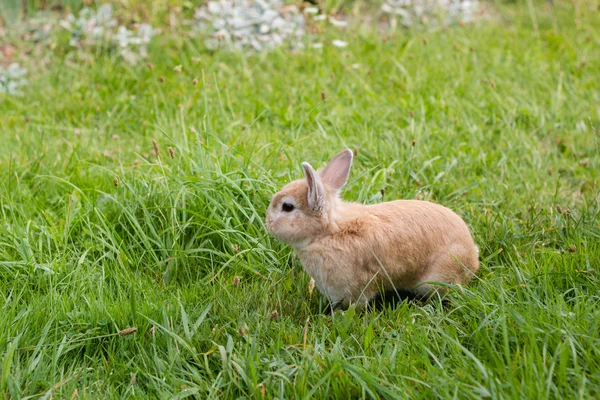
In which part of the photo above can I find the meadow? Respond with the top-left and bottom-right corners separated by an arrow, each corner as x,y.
0,0 -> 599,398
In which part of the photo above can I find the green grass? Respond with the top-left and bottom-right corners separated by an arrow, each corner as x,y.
1,1 -> 600,398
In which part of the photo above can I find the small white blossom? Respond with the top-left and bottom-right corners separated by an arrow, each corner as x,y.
329,17 -> 348,27
332,39 -> 348,48
115,26 -> 133,48
0,63 -> 28,95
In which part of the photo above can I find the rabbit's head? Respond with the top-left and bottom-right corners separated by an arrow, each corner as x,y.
266,149 -> 353,248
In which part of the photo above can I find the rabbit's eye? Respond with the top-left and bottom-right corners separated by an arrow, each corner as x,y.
282,202 -> 295,212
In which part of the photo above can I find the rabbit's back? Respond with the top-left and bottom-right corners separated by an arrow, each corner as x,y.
298,199 -> 479,305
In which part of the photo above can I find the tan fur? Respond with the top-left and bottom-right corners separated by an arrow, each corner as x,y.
265,149 -> 479,309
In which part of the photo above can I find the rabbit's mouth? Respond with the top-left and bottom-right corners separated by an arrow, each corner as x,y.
265,216 -> 275,233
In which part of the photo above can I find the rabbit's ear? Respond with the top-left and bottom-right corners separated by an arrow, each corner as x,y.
320,149 -> 353,191
302,162 -> 326,212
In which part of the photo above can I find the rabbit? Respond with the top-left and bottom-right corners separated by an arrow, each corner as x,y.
265,149 -> 479,311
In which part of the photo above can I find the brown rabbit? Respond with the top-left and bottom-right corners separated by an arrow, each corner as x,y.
265,149 -> 479,310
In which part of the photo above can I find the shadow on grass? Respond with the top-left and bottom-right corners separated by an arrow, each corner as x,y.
316,287 -> 453,315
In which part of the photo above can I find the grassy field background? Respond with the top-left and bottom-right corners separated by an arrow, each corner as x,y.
1,0 -> 599,398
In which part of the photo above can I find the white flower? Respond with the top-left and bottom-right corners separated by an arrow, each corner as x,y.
0,63 -> 28,95
137,24 -> 154,44
115,26 -> 133,47
207,1 -> 222,14
59,14 -> 74,30
329,17 -> 348,27
96,4 -> 113,24
332,39 -> 348,48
